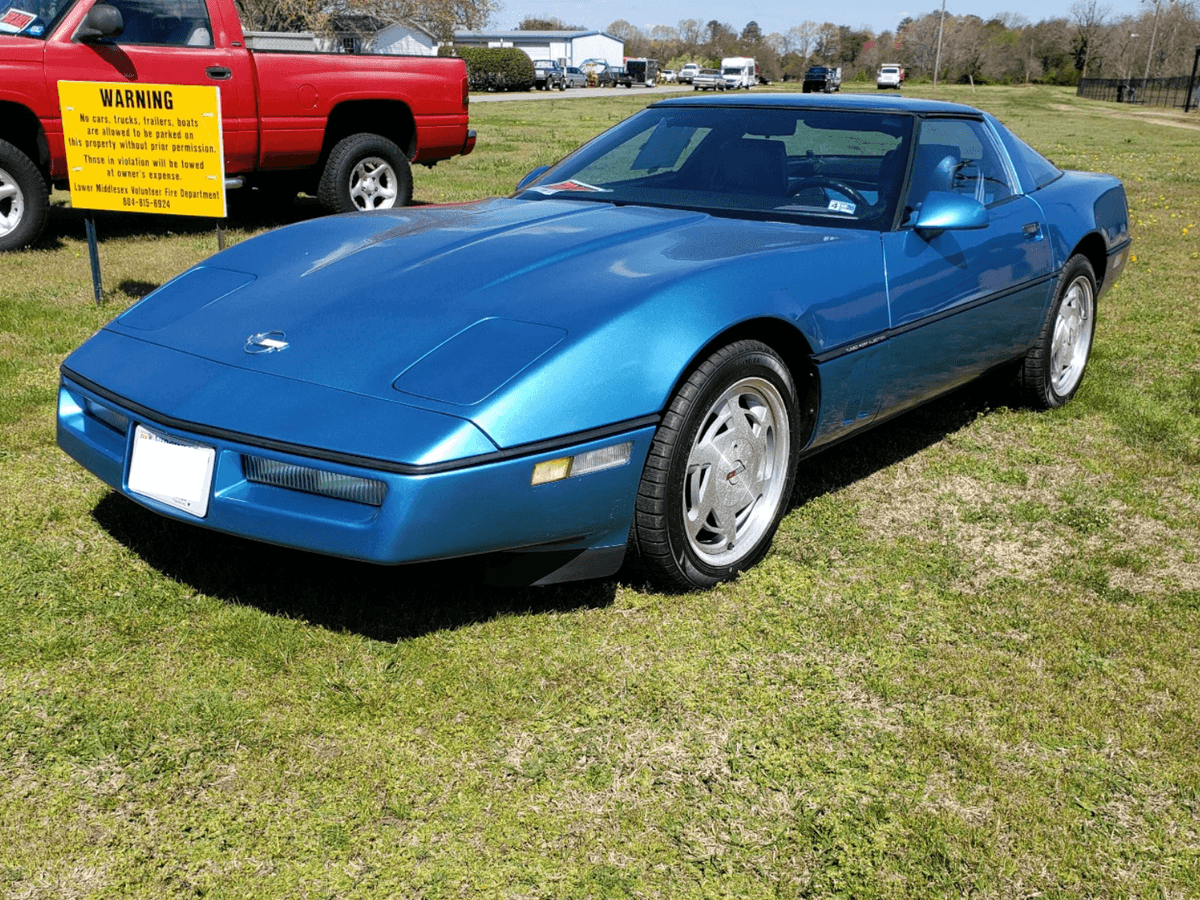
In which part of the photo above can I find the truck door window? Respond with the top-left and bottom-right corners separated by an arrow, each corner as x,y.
103,0 -> 213,46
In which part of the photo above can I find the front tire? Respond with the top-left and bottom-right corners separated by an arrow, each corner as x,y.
634,341 -> 801,591
1017,254 -> 1097,408
318,133 -> 412,214
0,139 -> 49,252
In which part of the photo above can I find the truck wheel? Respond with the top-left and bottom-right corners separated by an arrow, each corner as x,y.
0,139 -> 49,252
318,133 -> 412,214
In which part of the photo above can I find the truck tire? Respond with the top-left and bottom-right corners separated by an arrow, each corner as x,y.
0,139 -> 49,252
318,133 -> 413,214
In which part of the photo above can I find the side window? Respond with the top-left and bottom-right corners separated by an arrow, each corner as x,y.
106,0 -> 212,46
905,118 -> 1014,214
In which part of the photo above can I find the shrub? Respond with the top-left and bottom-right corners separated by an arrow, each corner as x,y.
441,46 -> 536,92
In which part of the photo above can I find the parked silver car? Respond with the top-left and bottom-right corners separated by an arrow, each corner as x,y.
564,66 -> 588,88
692,68 -> 727,91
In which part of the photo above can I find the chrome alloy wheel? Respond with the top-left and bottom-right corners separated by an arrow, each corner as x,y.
348,156 -> 399,210
0,164 -> 26,240
682,376 -> 791,567
1049,273 -> 1094,397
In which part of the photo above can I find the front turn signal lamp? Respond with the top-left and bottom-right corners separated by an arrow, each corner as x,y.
531,442 -> 633,486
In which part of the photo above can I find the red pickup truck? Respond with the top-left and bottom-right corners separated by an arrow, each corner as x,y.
0,0 -> 475,250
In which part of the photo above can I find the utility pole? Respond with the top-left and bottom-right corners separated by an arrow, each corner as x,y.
1142,0 -> 1164,85
933,0 -> 947,89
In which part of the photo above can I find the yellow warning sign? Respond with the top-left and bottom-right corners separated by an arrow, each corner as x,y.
58,81 -> 226,218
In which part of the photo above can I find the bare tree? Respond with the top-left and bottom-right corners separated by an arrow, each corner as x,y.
814,21 -> 839,61
785,21 -> 819,63
677,18 -> 703,54
289,0 -> 498,40
1071,0 -> 1112,76
898,13 -> 942,77
606,18 -> 638,41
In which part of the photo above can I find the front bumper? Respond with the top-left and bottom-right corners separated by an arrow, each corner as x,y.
57,375 -> 654,580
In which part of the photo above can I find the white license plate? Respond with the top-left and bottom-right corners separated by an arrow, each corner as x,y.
127,425 -> 216,518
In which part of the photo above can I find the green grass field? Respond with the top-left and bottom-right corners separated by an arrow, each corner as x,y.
2,85 -> 1198,899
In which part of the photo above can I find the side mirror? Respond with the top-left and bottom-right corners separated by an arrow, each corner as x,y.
75,4 -> 123,42
515,166 -> 550,193
914,191 -> 989,233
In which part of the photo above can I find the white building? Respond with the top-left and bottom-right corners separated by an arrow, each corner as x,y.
318,15 -> 438,55
449,30 -> 624,67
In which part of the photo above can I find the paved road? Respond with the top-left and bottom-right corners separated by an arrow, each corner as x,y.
471,84 -> 700,103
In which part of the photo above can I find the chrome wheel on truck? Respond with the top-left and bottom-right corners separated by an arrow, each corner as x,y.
318,132 -> 413,214
0,139 -> 49,252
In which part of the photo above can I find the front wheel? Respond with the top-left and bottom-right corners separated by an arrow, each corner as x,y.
318,133 -> 412,214
634,341 -> 801,591
0,139 -> 49,252
1017,254 -> 1097,408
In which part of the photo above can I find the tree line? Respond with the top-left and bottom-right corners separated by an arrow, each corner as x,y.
535,2 -> 1200,86
234,0 -> 1199,86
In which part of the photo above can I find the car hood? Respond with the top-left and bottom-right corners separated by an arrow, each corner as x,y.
91,198 -> 881,452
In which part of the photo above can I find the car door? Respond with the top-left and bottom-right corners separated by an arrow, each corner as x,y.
879,115 -> 1055,415
44,0 -> 258,174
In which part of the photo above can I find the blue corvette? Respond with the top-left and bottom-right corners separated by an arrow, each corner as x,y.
57,94 -> 1130,590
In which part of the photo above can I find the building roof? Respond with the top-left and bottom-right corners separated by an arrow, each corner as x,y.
452,30 -> 620,41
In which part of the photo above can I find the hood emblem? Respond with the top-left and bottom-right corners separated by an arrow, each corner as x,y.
245,331 -> 289,354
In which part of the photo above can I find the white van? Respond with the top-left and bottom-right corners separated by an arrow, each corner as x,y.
720,57 -> 757,90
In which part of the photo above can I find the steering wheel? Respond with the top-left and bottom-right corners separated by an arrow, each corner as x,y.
789,176 -> 869,211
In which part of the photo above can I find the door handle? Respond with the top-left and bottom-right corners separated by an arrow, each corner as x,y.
206,66 -> 232,80
1022,221 -> 1042,240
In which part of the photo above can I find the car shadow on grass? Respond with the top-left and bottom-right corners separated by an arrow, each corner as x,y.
90,493 -> 618,642
89,371 -> 1016,640
786,373 -> 1013,509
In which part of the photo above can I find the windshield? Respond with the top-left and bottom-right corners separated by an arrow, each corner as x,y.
517,104 -> 913,231
0,0 -> 74,36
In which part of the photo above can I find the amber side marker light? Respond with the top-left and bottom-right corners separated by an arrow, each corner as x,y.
531,442 -> 633,486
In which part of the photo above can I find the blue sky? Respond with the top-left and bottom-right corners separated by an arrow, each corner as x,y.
495,0 -> 1102,36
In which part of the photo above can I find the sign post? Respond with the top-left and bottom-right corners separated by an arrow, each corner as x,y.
58,81 -> 226,303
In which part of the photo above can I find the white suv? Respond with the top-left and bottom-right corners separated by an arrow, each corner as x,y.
877,65 -> 903,89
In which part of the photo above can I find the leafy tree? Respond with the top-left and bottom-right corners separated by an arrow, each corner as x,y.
517,16 -> 586,30
740,20 -> 762,45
